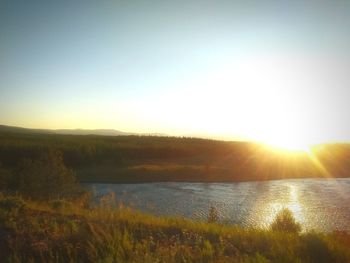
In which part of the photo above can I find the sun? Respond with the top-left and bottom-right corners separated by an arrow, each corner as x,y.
265,140 -> 311,153
260,135 -> 312,153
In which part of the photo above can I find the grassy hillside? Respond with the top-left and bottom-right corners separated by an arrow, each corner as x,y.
0,194 -> 349,263
0,128 -> 350,182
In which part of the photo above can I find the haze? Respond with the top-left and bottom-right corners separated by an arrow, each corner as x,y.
1,0 -> 350,148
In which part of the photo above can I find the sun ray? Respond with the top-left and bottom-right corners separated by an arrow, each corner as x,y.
305,147 -> 331,178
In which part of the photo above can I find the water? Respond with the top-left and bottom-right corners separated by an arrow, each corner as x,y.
85,178 -> 350,232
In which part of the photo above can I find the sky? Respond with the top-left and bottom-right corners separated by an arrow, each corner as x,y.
1,0 -> 350,146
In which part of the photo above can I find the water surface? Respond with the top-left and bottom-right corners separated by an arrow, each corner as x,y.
86,178 -> 350,232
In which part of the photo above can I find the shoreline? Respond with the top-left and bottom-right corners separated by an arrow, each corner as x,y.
79,176 -> 350,184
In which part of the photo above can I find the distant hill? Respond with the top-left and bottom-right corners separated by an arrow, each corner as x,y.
0,125 -> 166,137
55,128 -> 133,136
0,125 -> 55,135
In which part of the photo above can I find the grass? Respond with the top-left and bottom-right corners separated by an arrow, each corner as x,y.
0,194 -> 349,263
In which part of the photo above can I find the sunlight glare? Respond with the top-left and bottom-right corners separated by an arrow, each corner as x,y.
262,184 -> 304,228
262,137 -> 312,153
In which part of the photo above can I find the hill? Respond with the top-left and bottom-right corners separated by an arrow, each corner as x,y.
0,124 -> 166,137
0,125 -> 349,183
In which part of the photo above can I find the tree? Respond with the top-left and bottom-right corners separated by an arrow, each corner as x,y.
270,208 -> 301,233
15,149 -> 79,200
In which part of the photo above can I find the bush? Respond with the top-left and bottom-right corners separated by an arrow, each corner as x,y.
270,208 -> 301,233
208,206 -> 219,223
14,149 -> 80,200
50,199 -> 73,211
0,196 -> 26,212
302,233 -> 333,263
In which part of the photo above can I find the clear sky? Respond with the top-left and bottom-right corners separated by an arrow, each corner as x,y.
1,0 -> 350,146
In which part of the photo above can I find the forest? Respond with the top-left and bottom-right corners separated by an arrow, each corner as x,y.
0,127 -> 350,183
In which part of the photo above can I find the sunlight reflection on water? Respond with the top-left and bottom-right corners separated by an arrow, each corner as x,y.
249,184 -> 304,229
86,178 -> 350,232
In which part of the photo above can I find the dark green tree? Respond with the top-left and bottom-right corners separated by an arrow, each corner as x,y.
15,149 -> 79,200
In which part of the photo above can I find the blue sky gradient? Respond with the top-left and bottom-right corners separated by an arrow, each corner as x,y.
1,0 -> 350,143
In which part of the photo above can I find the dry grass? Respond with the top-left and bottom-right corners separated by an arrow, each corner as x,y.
0,194 -> 349,263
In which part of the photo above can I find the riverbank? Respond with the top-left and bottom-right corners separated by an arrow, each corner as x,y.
77,164 -> 350,184
0,194 -> 349,263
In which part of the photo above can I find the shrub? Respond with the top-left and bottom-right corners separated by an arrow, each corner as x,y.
302,233 -> 333,263
50,199 -> 73,211
270,208 -> 301,233
14,149 -> 80,200
0,196 -> 26,212
208,206 -> 219,223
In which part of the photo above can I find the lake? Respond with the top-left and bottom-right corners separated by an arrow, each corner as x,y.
85,178 -> 350,232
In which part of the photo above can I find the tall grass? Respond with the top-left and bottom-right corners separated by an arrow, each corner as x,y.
0,194 -> 349,262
